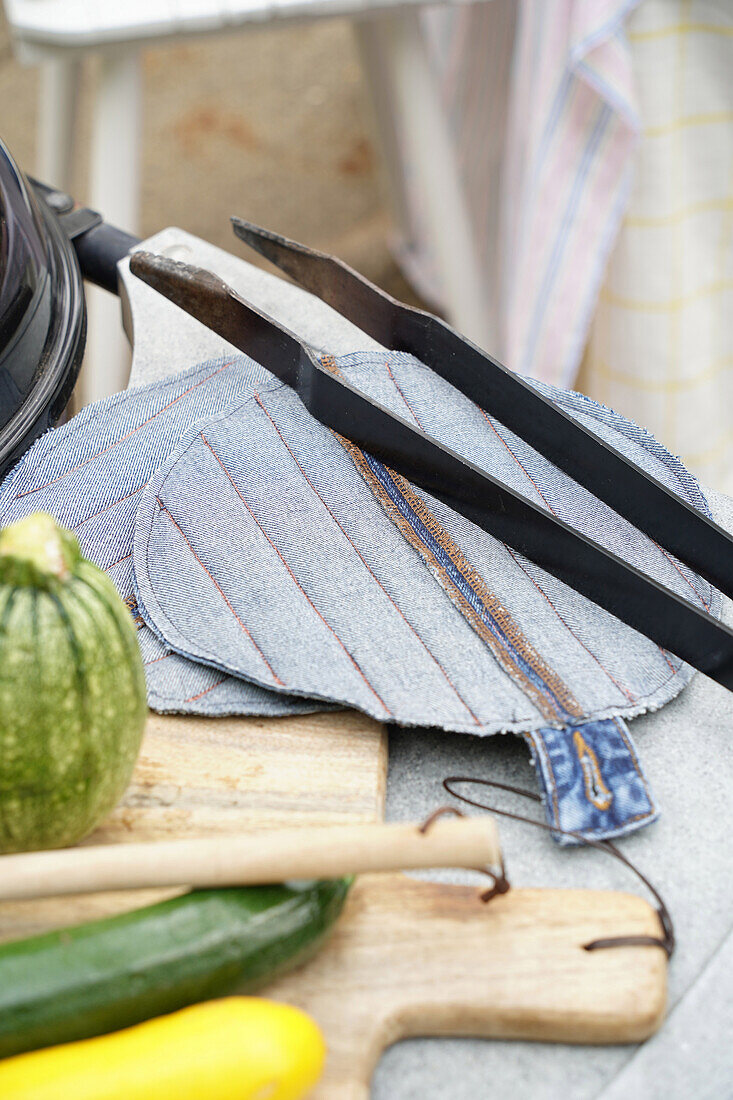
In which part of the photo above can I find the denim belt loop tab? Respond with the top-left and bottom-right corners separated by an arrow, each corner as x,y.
525,719 -> 658,844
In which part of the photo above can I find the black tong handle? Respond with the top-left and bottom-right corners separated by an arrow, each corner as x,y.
129,247 -> 733,693
233,216 -> 733,607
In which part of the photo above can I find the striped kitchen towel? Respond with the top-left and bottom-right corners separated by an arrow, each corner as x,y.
416,0 -> 731,486
578,1 -> 733,492
414,0 -> 642,387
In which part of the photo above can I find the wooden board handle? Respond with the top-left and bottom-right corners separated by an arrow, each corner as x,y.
0,817 -> 500,901
265,875 -> 668,1097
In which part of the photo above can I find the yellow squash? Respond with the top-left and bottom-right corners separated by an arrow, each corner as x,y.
0,997 -> 325,1100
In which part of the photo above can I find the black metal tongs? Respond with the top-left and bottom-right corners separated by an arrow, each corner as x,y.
130,219 -> 733,691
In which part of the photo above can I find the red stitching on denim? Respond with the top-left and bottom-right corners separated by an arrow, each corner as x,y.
650,538 -> 711,610
143,653 -> 171,667
253,392 -> 481,726
484,409 -> 709,655
106,551 -> 132,569
379,361 -> 660,826
329,359 -> 578,721
480,411 -> 677,695
379,362 -> 581,718
200,434 -> 392,719
15,362 -> 234,499
338,436 -> 563,723
185,678 -> 227,703
72,483 -> 147,530
478,408 -> 553,511
390,464 -> 582,716
344,355 -> 681,705
156,497 -> 284,687
489,391 -> 709,612
660,649 -> 678,674
385,362 -> 426,430
503,544 -> 636,703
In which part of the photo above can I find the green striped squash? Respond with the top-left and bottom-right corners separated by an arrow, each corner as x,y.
0,513 -> 147,853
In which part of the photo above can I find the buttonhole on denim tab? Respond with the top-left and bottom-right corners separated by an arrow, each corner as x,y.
573,730 -> 613,810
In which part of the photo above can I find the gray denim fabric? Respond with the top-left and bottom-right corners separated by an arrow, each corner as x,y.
0,356 -> 326,717
0,344 -> 715,839
136,350 -> 716,726
132,350 -> 718,835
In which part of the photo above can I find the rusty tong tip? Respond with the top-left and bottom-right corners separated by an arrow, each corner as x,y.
130,250 -> 230,300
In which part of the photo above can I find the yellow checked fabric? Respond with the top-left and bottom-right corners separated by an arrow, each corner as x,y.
578,0 -> 733,491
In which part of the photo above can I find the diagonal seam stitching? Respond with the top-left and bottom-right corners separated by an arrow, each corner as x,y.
253,391 -> 481,726
384,459 -> 579,719
143,653 -> 171,667
185,678 -> 227,703
503,542 -> 635,703
480,407 -> 682,682
380,358 -> 582,720
14,361 -> 235,500
155,496 -> 284,687
72,482 -> 148,531
385,361 -> 426,429
106,551 -> 133,569
340,435 -> 567,725
200,433 -> 392,719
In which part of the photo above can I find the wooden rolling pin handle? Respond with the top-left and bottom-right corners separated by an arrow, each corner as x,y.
0,816 -> 501,901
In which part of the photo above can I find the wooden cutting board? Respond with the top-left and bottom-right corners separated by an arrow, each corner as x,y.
0,710 -> 387,939
0,710 -> 667,1096
269,876 -> 666,1100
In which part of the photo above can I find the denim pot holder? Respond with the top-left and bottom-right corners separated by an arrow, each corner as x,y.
131,349 -> 719,841
0,349 -> 719,840
0,356 -> 328,717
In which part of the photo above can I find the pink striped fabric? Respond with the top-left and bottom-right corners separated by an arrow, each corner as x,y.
424,0 -> 642,387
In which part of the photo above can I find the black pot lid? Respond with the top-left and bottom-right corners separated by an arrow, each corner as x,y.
0,139 -> 85,483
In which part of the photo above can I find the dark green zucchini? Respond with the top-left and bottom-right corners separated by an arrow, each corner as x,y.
0,877 -> 350,1058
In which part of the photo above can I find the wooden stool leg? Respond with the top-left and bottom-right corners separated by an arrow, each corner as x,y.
353,18 -> 413,260
354,11 -> 492,351
82,47 -> 141,405
37,57 -> 82,191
